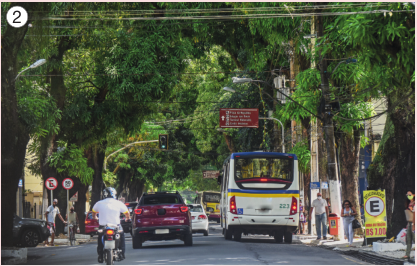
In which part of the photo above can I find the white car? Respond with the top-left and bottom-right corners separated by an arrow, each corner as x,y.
187,204 -> 209,236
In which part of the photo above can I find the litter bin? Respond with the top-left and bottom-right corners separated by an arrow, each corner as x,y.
328,213 -> 340,236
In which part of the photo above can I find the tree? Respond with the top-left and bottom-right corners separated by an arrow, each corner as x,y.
1,2 -> 51,247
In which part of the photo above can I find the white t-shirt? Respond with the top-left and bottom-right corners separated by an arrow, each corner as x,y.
92,198 -> 129,226
312,198 -> 328,215
46,205 -> 60,223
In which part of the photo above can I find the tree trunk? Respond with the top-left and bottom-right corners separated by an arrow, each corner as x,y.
74,182 -> 89,234
1,2 -> 39,247
340,128 -> 362,228
90,142 -> 108,208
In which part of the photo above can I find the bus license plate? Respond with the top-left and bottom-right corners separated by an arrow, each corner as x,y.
155,229 -> 169,234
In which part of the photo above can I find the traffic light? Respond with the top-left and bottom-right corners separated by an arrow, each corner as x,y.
159,134 -> 168,150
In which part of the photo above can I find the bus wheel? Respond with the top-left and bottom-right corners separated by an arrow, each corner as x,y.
274,231 -> 284,243
234,231 -> 241,241
224,229 -> 233,240
284,231 -> 293,244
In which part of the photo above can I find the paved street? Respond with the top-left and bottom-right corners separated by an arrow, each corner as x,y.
26,223 -> 367,265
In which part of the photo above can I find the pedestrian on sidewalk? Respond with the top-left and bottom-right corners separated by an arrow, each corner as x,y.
341,200 -> 356,247
404,190 -> 415,260
44,199 -> 67,246
298,199 -> 305,234
309,192 -> 329,240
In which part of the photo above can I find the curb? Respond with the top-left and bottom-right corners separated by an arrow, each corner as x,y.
1,247 -> 27,265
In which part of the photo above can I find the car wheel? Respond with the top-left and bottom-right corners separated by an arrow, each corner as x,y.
224,228 -> 233,240
203,229 -> 209,236
184,233 -> 193,246
132,235 -> 143,249
234,231 -> 242,241
284,231 -> 293,244
274,230 -> 284,243
21,229 -> 40,247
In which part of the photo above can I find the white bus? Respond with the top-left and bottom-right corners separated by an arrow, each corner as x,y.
218,152 -> 299,243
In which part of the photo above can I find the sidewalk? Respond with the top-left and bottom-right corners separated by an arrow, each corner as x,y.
299,234 -> 415,265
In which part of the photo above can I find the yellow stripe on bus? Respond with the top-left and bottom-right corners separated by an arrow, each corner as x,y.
228,193 -> 299,198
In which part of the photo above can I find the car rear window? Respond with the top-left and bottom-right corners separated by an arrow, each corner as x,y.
188,205 -> 203,212
143,195 -> 181,205
87,213 -> 99,219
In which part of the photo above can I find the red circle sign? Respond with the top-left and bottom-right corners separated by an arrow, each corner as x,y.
62,178 -> 74,190
45,177 -> 58,190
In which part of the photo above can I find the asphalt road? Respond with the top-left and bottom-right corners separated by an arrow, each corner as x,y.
26,223 -> 368,265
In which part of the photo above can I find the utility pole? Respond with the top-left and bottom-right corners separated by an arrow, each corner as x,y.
317,15 -> 344,240
309,15 -> 319,236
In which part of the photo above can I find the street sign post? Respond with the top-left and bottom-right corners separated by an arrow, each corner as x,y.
203,171 -> 220,178
45,177 -> 58,207
363,190 -> 387,241
219,108 -> 259,128
70,192 -> 78,202
62,178 -> 73,242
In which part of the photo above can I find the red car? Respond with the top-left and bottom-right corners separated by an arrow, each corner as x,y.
132,191 -> 192,249
85,211 -> 99,236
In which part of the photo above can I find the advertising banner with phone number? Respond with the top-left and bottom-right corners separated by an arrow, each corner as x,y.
363,190 -> 387,238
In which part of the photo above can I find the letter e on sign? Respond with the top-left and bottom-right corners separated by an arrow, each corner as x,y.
365,197 -> 384,217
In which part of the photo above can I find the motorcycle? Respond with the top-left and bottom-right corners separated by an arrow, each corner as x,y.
98,224 -> 123,265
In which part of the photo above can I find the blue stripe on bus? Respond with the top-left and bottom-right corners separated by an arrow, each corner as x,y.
228,189 -> 299,194
230,152 -> 298,160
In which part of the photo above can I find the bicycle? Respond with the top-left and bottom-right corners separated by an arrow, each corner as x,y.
68,223 -> 76,246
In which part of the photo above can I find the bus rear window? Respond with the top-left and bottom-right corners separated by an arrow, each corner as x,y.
235,157 -> 292,181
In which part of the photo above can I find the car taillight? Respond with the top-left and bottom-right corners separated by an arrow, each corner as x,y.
180,206 -> 188,212
106,229 -> 114,235
85,220 -> 90,224
289,196 -> 297,215
125,203 -> 129,206
230,196 -> 237,214
198,214 -> 207,220
135,208 -> 143,215
260,178 -> 267,182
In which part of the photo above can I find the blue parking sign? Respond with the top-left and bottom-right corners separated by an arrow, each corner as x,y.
237,208 -> 243,215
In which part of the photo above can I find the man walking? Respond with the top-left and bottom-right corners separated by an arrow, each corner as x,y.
44,199 -> 66,246
309,192 -> 329,240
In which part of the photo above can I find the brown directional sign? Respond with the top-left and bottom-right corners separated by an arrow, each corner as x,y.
203,171 -> 220,178
219,108 -> 259,128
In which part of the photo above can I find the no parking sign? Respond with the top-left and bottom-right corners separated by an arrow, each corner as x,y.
363,190 -> 387,238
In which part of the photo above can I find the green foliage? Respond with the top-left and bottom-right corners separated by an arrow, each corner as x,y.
47,141 -> 94,184
289,140 -> 310,174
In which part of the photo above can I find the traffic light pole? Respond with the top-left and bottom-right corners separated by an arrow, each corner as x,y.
103,140 -> 159,170
317,16 -> 343,240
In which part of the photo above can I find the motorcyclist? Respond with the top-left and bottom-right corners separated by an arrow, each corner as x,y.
92,187 -> 130,263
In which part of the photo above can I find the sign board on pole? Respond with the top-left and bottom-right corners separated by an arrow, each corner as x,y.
45,177 -> 58,190
70,192 -> 78,202
310,182 -> 320,189
321,182 -> 328,189
363,190 -> 387,238
203,171 -> 220,178
219,108 -> 259,128
18,179 -> 23,187
62,178 -> 74,190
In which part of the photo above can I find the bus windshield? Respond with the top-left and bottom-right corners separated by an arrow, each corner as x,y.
235,157 -> 292,180
203,192 -> 220,203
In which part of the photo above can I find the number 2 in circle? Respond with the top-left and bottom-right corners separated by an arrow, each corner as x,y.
13,11 -> 21,24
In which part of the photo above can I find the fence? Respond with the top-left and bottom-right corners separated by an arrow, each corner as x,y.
23,201 -> 37,219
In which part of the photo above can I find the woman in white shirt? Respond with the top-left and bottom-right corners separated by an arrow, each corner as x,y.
341,200 -> 357,247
